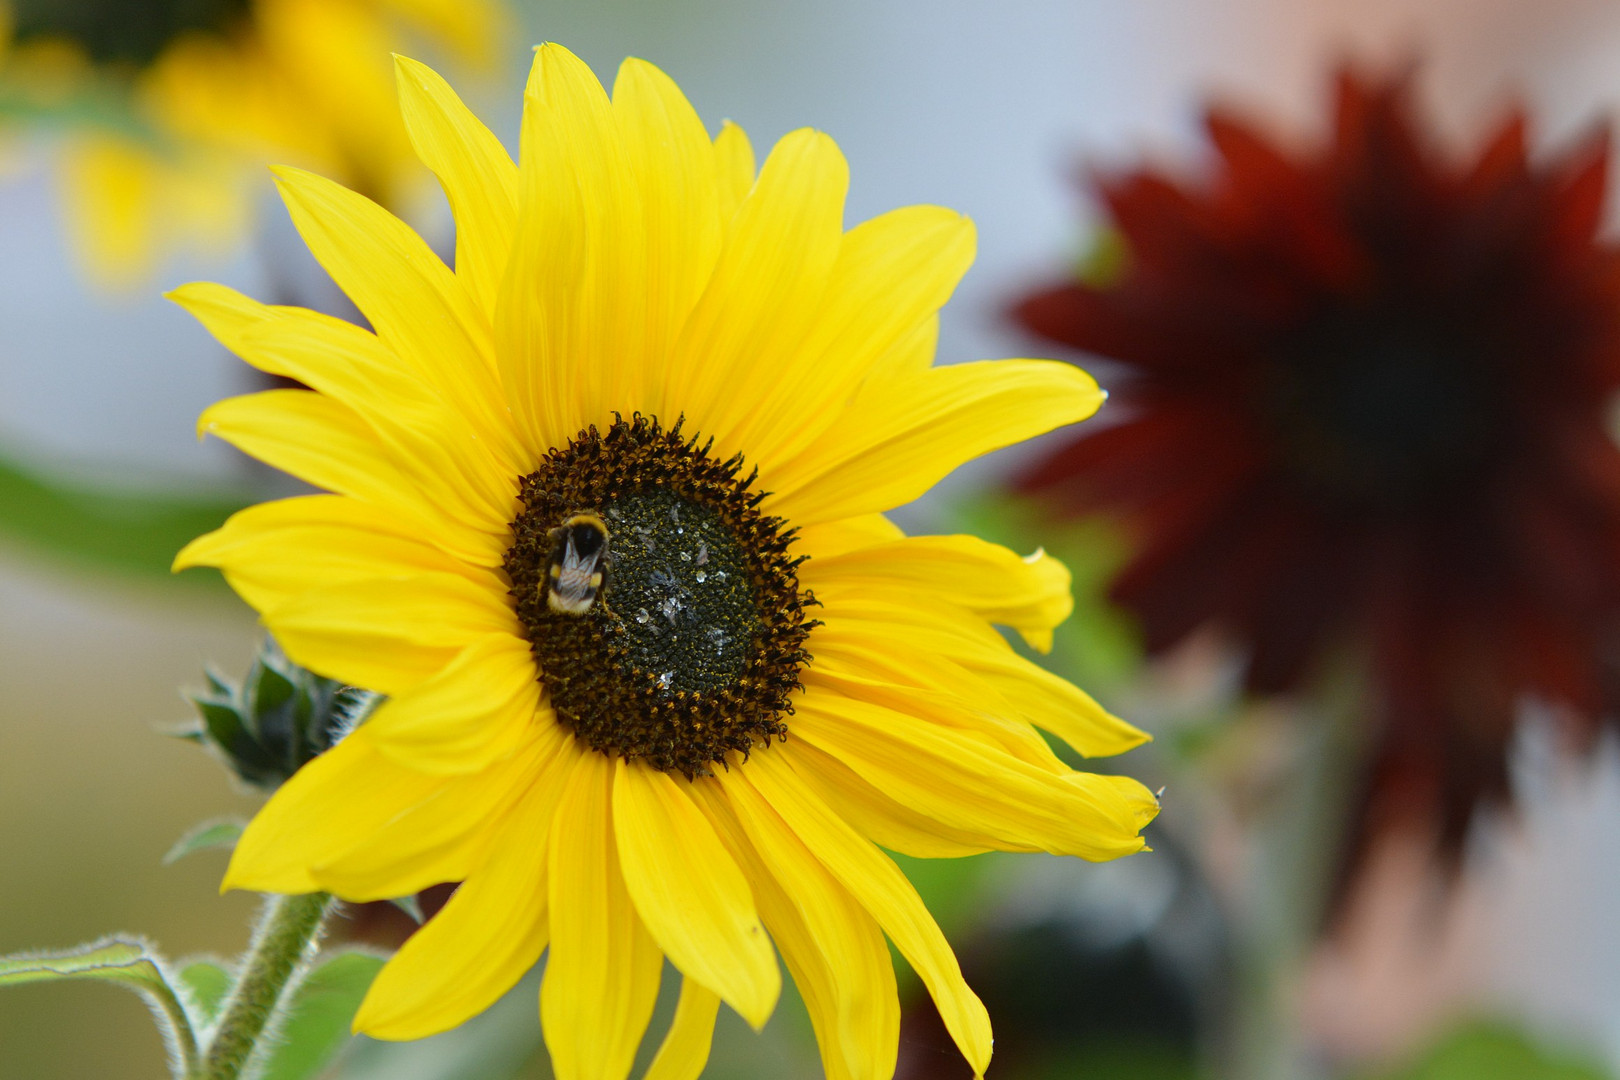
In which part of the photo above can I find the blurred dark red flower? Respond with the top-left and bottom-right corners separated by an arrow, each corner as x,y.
1015,69 -> 1620,874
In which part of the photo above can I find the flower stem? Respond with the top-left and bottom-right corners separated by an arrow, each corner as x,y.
1225,679 -> 1365,1080
198,892 -> 335,1080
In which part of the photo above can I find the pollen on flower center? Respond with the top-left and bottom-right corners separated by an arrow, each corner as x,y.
599,489 -> 761,692
504,414 -> 816,777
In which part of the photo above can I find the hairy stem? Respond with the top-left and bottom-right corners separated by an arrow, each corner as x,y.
198,892 -> 335,1080
153,971 -> 203,1080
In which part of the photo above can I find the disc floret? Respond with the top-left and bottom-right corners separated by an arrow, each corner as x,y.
504,414 -> 815,777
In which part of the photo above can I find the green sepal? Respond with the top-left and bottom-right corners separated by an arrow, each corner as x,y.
258,952 -> 385,1080
164,818 -> 246,865
184,639 -> 383,791
388,894 -> 426,925
0,937 -> 200,1076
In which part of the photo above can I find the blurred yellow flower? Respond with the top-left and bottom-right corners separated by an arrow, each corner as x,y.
0,0 -> 507,284
174,45 -> 1157,1080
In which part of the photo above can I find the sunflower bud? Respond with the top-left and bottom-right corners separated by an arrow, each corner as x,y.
180,639 -> 380,790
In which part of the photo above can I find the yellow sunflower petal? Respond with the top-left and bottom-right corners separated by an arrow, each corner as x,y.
174,496 -> 500,613
270,164 -> 522,471
787,737 -> 998,858
713,120 -> 755,223
813,593 -> 1150,757
267,573 -> 516,695
308,790 -> 488,900
499,42 -> 645,454
731,205 -> 976,469
660,127 -> 846,458
612,57 -> 722,376
792,691 -> 1152,860
223,731 -> 438,895
196,389 -> 505,568
542,751 -> 664,1080
365,633 -> 542,775
197,390 -> 397,504
172,491 -> 392,540
612,762 -> 779,1028
769,359 -> 1105,525
723,755 -> 989,1076
803,661 -> 1061,772
235,313 -> 518,531
870,311 -> 939,380
173,285 -> 498,513
643,977 -> 722,1080
794,514 -> 906,560
807,535 -> 1072,652
166,280 -> 276,355
352,769 -> 559,1041
312,721 -> 569,901
691,782 -> 898,1080
394,54 -> 518,316
234,307 -> 422,409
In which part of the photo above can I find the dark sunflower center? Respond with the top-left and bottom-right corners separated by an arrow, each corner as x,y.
598,490 -> 759,693
503,415 -> 815,777
1262,306 -> 1498,509
12,0 -> 252,67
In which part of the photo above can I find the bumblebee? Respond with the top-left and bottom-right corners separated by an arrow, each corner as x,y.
545,512 -> 609,615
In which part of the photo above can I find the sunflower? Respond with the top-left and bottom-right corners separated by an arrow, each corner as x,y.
173,45 -> 1157,1079
0,0 -> 505,283
1012,69 -> 1620,874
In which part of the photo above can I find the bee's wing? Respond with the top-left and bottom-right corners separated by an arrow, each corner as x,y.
560,534 -> 604,577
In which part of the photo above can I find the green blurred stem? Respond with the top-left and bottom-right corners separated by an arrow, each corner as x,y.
197,892 -> 335,1080
1226,679 -> 1365,1080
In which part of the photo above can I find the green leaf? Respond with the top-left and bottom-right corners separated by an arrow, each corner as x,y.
179,959 -> 233,1028
1364,1019 -> 1615,1080
164,818 -> 246,864
0,448 -> 253,586
0,938 -> 200,1073
0,938 -> 170,991
259,952 -> 385,1080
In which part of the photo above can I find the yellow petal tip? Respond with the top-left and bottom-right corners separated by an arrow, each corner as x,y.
267,163 -> 318,191
1020,628 -> 1056,654
392,52 -> 430,81
171,538 -> 206,573
735,961 -> 782,1033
